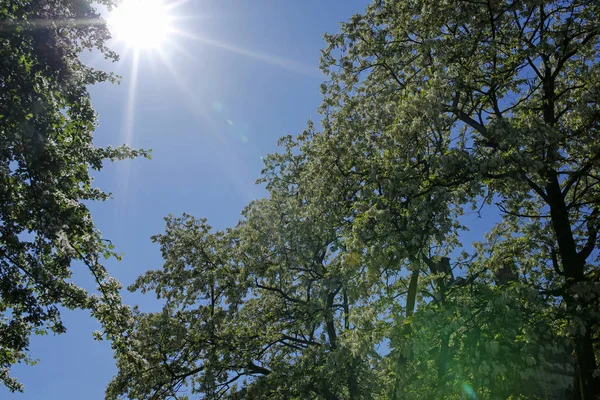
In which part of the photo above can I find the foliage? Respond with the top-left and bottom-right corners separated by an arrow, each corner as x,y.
0,0 -> 148,392
109,0 -> 600,399
106,192 -> 389,399
316,0 -> 600,396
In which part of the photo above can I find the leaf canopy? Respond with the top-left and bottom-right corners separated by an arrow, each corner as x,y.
108,0 -> 600,398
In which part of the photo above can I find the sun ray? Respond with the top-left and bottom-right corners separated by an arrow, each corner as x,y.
170,30 -> 320,77
164,0 -> 190,11
161,37 -> 197,63
115,48 -> 141,210
146,52 -> 162,90
154,47 -> 259,201
155,47 -> 216,132
169,15 -> 217,22
123,49 -> 140,147
0,17 -> 105,32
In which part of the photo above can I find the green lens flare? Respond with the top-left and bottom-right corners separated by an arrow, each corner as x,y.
462,383 -> 478,399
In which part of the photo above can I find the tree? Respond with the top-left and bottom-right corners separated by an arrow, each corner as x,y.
387,242 -> 573,399
106,189 -> 390,399
0,0 -> 148,392
317,0 -> 600,397
109,0 -> 600,398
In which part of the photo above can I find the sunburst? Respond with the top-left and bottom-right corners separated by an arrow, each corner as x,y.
108,0 -> 176,51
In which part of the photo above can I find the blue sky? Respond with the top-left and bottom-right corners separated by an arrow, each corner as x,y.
2,1 -> 504,398
2,1 -> 372,398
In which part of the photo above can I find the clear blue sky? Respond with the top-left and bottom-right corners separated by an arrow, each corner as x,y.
2,1 -> 372,398
2,1 -> 501,398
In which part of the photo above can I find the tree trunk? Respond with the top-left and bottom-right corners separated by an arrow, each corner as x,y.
347,358 -> 359,400
423,255 -> 454,392
545,178 -> 600,399
572,321 -> 599,399
406,269 -> 419,318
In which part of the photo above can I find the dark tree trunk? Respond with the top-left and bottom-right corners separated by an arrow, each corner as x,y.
424,256 -> 454,391
438,332 -> 450,382
572,324 -> 599,399
545,177 -> 600,399
406,269 -> 419,317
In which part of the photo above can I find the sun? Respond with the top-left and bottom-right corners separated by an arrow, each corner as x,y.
109,0 -> 174,50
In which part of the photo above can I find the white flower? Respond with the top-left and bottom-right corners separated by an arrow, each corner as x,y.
57,229 -> 76,256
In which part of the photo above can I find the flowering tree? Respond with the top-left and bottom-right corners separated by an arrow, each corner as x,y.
108,0 -> 599,398
0,0 -> 148,391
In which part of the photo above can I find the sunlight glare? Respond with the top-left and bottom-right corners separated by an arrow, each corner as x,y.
109,0 -> 173,50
